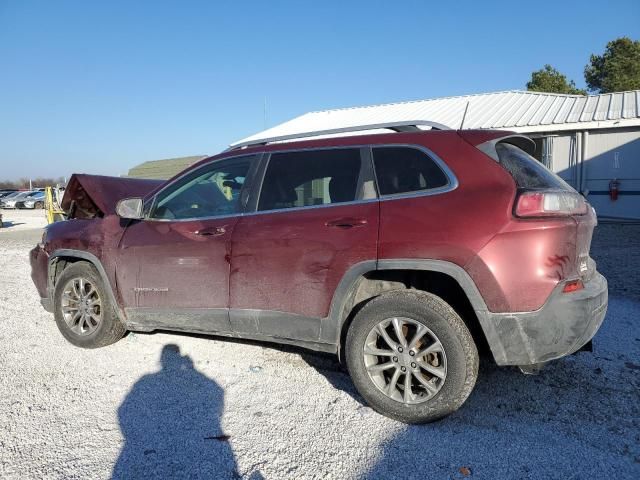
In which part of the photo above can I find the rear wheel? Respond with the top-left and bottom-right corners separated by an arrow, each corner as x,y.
53,262 -> 126,348
345,290 -> 478,423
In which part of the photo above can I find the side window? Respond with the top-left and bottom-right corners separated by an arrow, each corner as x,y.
151,158 -> 252,220
372,147 -> 449,196
258,149 -> 362,211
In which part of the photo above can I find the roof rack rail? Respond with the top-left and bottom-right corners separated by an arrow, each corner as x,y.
228,120 -> 452,150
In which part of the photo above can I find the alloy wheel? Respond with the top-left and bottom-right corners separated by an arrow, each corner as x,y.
363,317 -> 447,404
60,277 -> 102,335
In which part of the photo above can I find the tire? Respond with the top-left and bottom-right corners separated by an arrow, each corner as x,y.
34,201 -> 44,209
53,262 -> 126,348
345,290 -> 478,423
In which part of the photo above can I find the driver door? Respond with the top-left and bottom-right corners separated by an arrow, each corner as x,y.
116,155 -> 257,333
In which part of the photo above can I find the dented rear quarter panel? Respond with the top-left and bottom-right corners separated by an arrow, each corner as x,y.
378,132 -> 591,313
466,217 -> 580,312
377,133 -> 519,311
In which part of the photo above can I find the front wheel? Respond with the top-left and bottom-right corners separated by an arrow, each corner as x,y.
345,290 -> 478,423
53,262 -> 126,348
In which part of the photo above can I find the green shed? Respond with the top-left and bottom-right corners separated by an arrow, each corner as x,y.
126,155 -> 206,180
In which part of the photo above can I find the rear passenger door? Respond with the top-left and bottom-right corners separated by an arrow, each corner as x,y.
229,147 -> 378,344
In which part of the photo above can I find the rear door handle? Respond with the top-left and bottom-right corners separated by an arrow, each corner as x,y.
325,217 -> 368,229
193,226 -> 227,236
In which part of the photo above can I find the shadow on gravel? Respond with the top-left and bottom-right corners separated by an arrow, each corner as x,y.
363,352 -> 640,479
149,329 -> 369,405
112,344 -> 240,479
0,221 -> 24,229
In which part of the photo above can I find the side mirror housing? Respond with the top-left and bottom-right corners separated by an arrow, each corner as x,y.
116,197 -> 144,219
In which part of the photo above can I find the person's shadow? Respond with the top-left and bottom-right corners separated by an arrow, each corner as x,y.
112,344 -> 239,479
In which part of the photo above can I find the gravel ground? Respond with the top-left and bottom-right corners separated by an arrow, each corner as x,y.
591,222 -> 640,302
0,210 -> 639,479
0,208 -> 47,232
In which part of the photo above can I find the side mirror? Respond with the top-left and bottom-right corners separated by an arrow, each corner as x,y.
116,197 -> 144,219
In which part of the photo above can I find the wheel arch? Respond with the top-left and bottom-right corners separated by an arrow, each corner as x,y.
328,259 -> 500,363
48,249 -> 126,323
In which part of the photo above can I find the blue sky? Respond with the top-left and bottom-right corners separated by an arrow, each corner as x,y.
1,0 -> 638,180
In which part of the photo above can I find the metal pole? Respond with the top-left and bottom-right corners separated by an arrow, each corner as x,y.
460,101 -> 470,130
581,131 -> 589,194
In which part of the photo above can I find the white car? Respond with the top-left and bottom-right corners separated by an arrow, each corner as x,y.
0,191 -> 37,209
16,191 -> 46,209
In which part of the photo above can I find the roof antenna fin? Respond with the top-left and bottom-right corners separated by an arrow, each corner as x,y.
460,101 -> 470,130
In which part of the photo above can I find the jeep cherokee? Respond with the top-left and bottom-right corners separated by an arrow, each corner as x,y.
30,127 -> 608,423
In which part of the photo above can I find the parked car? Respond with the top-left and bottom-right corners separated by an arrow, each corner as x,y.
0,190 -> 18,198
16,191 -> 45,209
1,191 -> 36,209
30,127 -> 607,423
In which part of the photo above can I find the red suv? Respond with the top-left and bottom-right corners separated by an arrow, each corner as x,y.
30,126 -> 608,423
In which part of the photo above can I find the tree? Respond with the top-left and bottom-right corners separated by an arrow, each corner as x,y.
526,64 -> 586,95
0,177 -> 66,189
585,37 -> 640,93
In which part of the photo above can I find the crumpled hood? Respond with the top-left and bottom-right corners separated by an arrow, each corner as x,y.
62,174 -> 163,218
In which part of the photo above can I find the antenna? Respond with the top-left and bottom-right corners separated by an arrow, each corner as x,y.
460,101 -> 470,129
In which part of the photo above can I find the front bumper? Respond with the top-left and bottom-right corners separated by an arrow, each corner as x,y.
30,244 -> 50,307
486,272 -> 608,366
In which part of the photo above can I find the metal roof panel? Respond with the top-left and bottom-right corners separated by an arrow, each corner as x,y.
231,90 -> 640,147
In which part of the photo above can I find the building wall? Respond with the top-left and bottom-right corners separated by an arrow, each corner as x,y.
582,128 -> 640,220
533,127 -> 639,220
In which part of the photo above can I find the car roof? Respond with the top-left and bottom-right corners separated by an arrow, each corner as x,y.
155,128 -> 521,189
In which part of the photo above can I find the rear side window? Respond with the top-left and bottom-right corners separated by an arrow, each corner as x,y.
495,142 -> 573,191
372,147 -> 448,196
258,149 -> 361,211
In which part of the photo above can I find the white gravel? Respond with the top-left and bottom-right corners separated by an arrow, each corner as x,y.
1,209 -> 639,479
0,208 -> 47,232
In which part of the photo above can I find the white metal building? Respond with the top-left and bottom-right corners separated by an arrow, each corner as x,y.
233,90 -> 640,220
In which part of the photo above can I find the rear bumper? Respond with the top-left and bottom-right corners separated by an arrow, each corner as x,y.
485,272 -> 608,366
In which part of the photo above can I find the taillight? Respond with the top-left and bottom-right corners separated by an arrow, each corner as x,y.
515,191 -> 587,218
563,279 -> 584,293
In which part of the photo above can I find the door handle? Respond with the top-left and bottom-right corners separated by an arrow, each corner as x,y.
325,217 -> 368,229
193,226 -> 226,236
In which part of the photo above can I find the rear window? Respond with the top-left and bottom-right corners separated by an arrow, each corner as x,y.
372,147 -> 448,196
495,142 -> 573,191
